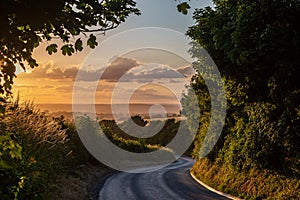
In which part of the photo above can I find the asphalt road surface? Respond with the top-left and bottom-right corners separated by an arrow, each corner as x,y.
99,157 -> 229,200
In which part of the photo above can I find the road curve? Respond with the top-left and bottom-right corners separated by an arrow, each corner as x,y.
99,157 -> 229,200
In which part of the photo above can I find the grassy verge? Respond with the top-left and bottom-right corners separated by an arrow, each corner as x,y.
191,158 -> 300,199
48,164 -> 115,200
0,100 -> 114,199
0,99 -> 176,199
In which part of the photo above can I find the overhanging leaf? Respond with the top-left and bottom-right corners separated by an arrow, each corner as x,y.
61,45 -> 75,56
87,34 -> 98,49
75,39 -> 83,52
46,44 -> 58,55
177,2 -> 191,15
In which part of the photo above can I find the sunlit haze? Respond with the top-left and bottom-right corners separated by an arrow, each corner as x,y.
13,0 -> 214,113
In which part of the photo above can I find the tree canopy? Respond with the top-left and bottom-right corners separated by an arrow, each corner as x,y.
187,0 -> 300,99
184,0 -> 300,171
0,0 -> 140,98
182,1 -> 300,197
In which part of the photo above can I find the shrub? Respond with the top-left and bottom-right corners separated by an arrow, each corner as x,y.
0,99 -> 67,199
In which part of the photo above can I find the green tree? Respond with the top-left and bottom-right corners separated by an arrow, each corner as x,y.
185,0 -> 300,171
187,0 -> 299,100
0,1 -> 139,198
0,0 -> 139,100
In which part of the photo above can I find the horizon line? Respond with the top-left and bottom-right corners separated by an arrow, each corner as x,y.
36,103 -> 181,105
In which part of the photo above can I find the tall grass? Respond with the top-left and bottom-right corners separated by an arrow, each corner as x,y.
191,158 -> 300,199
3,99 -> 67,155
0,99 -> 178,199
0,99 -> 67,199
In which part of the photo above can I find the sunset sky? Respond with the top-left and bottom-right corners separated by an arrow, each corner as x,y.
13,0 -> 214,105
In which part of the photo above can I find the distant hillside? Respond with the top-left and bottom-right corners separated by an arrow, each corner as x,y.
36,103 -> 182,121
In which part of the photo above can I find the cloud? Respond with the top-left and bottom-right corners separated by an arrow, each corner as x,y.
129,86 -> 179,104
18,62 -> 102,82
100,57 -> 139,81
176,65 -> 195,77
17,58 -> 192,83
75,68 -> 103,82
18,61 -> 67,79
169,79 -> 183,83
116,64 -> 186,83
134,65 -> 182,79
74,57 -> 139,82
13,84 -> 36,89
15,57 -> 192,104
40,85 -> 55,89
63,67 -> 80,79
55,86 -> 75,92
18,57 -> 140,83
45,67 -> 64,79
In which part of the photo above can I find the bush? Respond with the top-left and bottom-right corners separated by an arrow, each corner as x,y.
0,99 -> 67,199
191,158 -> 300,199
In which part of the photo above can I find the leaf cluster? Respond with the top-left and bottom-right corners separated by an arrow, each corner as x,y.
187,0 -> 300,99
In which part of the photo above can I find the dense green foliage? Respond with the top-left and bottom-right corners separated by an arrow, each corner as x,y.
183,0 -> 300,199
191,158 -> 300,199
0,100 -> 67,199
100,116 -> 193,154
187,0 -> 300,172
0,100 -> 117,199
183,0 -> 300,198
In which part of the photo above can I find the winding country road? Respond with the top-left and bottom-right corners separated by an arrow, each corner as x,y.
98,157 -> 229,200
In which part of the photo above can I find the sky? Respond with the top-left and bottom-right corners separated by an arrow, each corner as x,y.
13,0 -> 214,106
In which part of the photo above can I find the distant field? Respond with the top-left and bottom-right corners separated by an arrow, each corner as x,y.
36,103 -> 182,121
